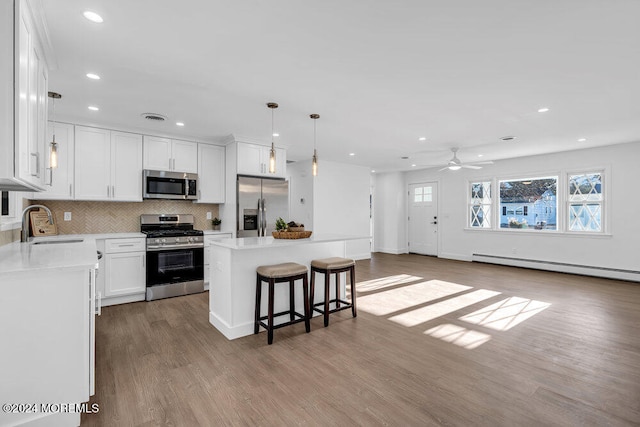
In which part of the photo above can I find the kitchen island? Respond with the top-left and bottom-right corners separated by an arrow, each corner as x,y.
208,235 -> 369,340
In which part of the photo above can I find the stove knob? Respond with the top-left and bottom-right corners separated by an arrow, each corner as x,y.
188,237 -> 194,242
155,238 -> 161,244
161,238 -> 166,243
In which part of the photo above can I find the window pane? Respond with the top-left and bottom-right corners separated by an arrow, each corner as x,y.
469,181 -> 491,228
424,186 -> 432,194
499,177 -> 557,230
569,173 -> 602,202
569,204 -> 602,231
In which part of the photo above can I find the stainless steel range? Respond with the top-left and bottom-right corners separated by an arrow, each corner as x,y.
141,214 -> 204,301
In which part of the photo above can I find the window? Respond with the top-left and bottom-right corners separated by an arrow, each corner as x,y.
499,177 -> 557,230
469,181 -> 491,228
568,172 -> 603,232
414,186 -> 432,203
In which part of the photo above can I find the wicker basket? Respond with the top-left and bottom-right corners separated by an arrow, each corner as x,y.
272,231 -> 313,239
288,226 -> 305,232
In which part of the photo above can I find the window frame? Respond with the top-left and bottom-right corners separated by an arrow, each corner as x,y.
468,179 -> 493,229
464,167 -> 610,236
565,168 -> 607,234
0,191 -> 22,231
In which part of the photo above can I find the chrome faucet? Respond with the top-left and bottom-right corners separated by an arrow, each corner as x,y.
21,205 -> 54,242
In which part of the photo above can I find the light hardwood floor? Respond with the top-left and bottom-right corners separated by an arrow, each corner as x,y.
82,253 -> 640,426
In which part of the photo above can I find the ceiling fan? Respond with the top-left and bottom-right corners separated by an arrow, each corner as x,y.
439,147 -> 493,171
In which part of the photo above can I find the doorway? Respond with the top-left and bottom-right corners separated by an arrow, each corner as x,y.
408,182 -> 438,256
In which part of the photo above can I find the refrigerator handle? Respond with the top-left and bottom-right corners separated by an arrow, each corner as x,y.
262,198 -> 267,235
257,198 -> 262,236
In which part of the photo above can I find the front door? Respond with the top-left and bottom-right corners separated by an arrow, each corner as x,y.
408,182 -> 438,256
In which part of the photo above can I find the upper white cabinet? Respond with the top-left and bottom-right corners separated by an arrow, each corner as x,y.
75,126 -> 143,201
237,142 -> 286,178
31,121 -> 74,199
0,0 -> 49,191
197,143 -> 225,203
143,136 -> 197,173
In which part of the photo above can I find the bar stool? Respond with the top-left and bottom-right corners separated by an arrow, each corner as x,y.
310,257 -> 357,327
255,262 -> 311,345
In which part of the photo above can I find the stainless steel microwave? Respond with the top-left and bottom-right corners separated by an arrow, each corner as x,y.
143,170 -> 198,200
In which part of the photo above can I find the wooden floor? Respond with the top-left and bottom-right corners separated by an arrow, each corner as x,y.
82,253 -> 640,426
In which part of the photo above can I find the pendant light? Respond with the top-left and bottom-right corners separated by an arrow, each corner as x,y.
310,114 -> 320,176
267,102 -> 278,173
46,92 -> 62,186
48,92 -> 61,169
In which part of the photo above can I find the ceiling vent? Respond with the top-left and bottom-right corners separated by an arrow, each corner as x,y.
141,113 -> 167,122
500,135 -> 516,141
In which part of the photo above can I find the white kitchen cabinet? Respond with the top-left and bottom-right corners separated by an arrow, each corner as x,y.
143,136 -> 198,173
31,121 -> 74,199
75,126 -> 143,201
203,232 -> 232,290
102,237 -> 146,300
237,142 -> 286,178
0,0 -> 48,191
111,131 -> 144,201
197,143 -> 225,203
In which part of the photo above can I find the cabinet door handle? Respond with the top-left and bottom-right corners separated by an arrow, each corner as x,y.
107,185 -> 110,198
96,291 -> 102,316
112,185 -> 115,198
117,243 -> 135,247
47,167 -> 53,186
30,153 -> 40,177
69,183 -> 72,197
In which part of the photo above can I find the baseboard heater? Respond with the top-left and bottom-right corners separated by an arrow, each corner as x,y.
472,253 -> 640,283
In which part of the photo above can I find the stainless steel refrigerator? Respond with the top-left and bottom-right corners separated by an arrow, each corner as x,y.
237,176 -> 289,237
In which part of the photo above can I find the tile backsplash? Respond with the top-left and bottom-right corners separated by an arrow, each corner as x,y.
0,228 -> 20,246
26,200 -> 220,235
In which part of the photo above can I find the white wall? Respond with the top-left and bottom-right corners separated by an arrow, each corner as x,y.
288,160 -> 371,260
374,141 -> 640,274
372,172 -> 407,254
288,160 -> 314,228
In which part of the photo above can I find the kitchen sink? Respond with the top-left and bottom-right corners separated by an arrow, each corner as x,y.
31,239 -> 84,245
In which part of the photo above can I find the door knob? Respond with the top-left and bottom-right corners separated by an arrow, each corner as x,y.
431,221 -> 438,224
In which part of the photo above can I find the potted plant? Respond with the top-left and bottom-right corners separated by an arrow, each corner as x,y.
275,217 -> 287,231
211,217 -> 222,231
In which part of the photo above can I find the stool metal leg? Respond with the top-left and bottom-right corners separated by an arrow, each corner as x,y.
324,269 -> 331,327
335,272 -> 341,308
302,274 -> 310,333
268,279 -> 275,345
310,268 -> 316,314
289,279 -> 295,321
350,266 -> 357,318
254,274 -> 262,334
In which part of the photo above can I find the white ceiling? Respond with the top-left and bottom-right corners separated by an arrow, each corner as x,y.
42,0 -> 640,173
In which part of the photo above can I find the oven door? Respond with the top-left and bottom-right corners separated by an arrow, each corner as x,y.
146,246 -> 204,287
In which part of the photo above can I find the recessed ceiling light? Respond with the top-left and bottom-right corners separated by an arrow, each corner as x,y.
418,137 -> 426,141
371,170 -> 376,173
537,107 -> 549,113
577,138 -> 586,142
272,133 -> 279,137
88,106 -> 99,111
411,164 -> 417,167
478,154 -> 484,157
500,136 -> 516,141
176,122 -> 185,127
349,153 -> 355,156
83,11 -> 103,23
86,73 -> 100,80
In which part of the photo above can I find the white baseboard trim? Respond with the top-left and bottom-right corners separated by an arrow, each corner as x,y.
100,293 -> 145,307
472,254 -> 640,282
439,252 -> 472,262
209,311 -> 254,340
350,252 -> 372,260
374,248 -> 408,255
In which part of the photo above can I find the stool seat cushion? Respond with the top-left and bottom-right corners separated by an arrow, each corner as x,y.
311,257 -> 355,270
257,262 -> 308,278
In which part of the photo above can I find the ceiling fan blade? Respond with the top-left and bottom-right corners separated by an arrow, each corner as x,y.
438,166 -> 450,171
470,161 -> 494,165
461,164 -> 482,170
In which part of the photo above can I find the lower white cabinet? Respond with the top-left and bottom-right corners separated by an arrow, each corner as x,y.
204,232 -> 232,290
97,237 -> 146,306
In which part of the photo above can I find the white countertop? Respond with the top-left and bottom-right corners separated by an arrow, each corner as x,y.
0,237 -> 99,274
37,232 -> 146,240
203,230 -> 233,236
210,234 -> 370,250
